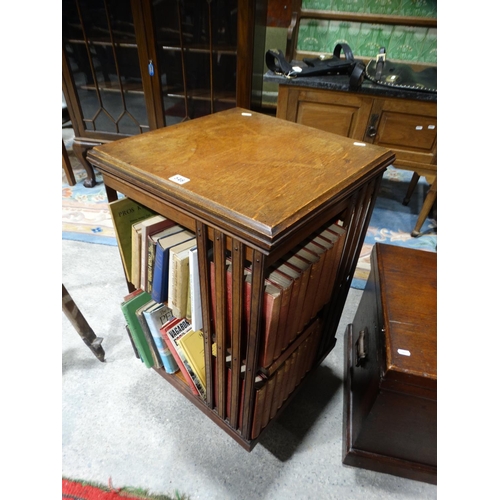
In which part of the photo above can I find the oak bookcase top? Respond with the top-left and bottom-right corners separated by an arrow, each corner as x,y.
89,108 -> 394,249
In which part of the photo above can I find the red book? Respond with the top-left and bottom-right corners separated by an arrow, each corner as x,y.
160,318 -> 203,398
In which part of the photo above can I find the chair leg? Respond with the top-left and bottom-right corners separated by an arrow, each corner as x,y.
411,177 -> 437,237
62,284 -> 105,362
62,140 -> 76,186
402,172 -> 420,206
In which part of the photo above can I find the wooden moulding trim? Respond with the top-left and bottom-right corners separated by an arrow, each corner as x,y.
298,10 -> 437,29
89,150 -> 393,254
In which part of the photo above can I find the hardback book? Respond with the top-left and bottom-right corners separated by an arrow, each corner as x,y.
146,224 -> 183,294
160,318 -> 206,400
266,267 -> 294,363
167,237 -> 197,319
270,363 -> 286,420
151,229 -> 195,304
311,233 -> 335,309
108,197 -> 157,282
178,328 -> 206,390
282,253 -> 311,341
303,239 -> 329,321
253,278 -> 282,369
296,247 -> 321,333
319,223 -> 347,302
125,325 -> 140,359
188,246 -> 203,331
120,290 -> 155,368
270,260 -> 302,358
130,221 -> 144,289
135,299 -> 163,369
260,372 -> 277,431
251,383 -> 268,440
142,301 -> 179,374
139,216 -> 176,291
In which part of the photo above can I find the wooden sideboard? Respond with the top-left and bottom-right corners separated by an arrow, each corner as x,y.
271,77 -> 437,236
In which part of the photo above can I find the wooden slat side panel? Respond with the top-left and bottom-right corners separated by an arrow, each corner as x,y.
240,250 -> 266,439
229,239 -> 245,429
196,221 -> 214,409
214,230 -> 228,419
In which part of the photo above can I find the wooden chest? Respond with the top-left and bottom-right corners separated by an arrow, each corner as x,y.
342,243 -> 437,484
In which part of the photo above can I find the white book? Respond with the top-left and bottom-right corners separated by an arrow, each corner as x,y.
167,237 -> 197,318
189,246 -> 203,331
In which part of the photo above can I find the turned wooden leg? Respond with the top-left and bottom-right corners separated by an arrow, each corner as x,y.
72,138 -> 100,188
62,284 -> 105,362
402,172 -> 420,206
62,140 -> 76,186
411,177 -> 437,237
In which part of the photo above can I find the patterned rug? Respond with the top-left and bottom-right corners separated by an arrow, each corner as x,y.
62,153 -> 436,289
62,478 -> 186,500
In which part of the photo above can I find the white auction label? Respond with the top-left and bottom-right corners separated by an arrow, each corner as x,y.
169,174 -> 190,185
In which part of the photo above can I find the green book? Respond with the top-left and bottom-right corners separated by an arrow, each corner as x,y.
120,290 -> 155,368
108,197 -> 157,282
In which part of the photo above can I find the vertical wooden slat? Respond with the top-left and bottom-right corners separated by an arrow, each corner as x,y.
319,173 -> 383,359
229,239 -> 245,429
196,221 -> 214,408
241,249 -> 265,439
214,230 -> 227,419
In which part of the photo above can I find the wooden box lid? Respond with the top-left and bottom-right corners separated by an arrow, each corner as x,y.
88,108 -> 394,250
371,243 -> 437,395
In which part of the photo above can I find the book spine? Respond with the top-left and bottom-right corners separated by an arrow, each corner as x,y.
146,236 -> 156,294
169,255 -> 189,319
151,245 -> 167,303
260,374 -> 276,431
162,320 -> 206,400
136,308 -> 162,369
259,289 -> 281,368
143,310 -> 179,374
251,383 -> 268,439
120,302 -> 154,368
189,248 -> 203,331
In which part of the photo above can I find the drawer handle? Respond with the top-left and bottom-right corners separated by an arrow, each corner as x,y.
366,113 -> 379,138
355,328 -> 368,367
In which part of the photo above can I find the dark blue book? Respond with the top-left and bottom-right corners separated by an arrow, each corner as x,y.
151,229 -> 195,303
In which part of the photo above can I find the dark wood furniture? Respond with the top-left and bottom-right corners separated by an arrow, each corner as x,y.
87,108 -> 394,450
343,243 -> 437,483
62,140 -> 76,186
62,0 -> 268,187
62,284 -> 105,362
273,81 -> 437,236
265,0 -> 438,236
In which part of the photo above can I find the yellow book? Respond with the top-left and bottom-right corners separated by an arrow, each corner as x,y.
178,329 -> 206,389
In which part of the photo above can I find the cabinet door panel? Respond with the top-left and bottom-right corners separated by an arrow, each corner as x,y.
62,0 -> 151,138
278,88 -> 373,140
297,102 -> 361,137
376,111 -> 437,151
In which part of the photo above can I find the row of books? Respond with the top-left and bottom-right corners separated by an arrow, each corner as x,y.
210,220 -> 347,368
111,197 -> 207,399
121,289 -> 207,400
109,196 -> 203,330
111,196 -> 346,419
212,319 -> 323,438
